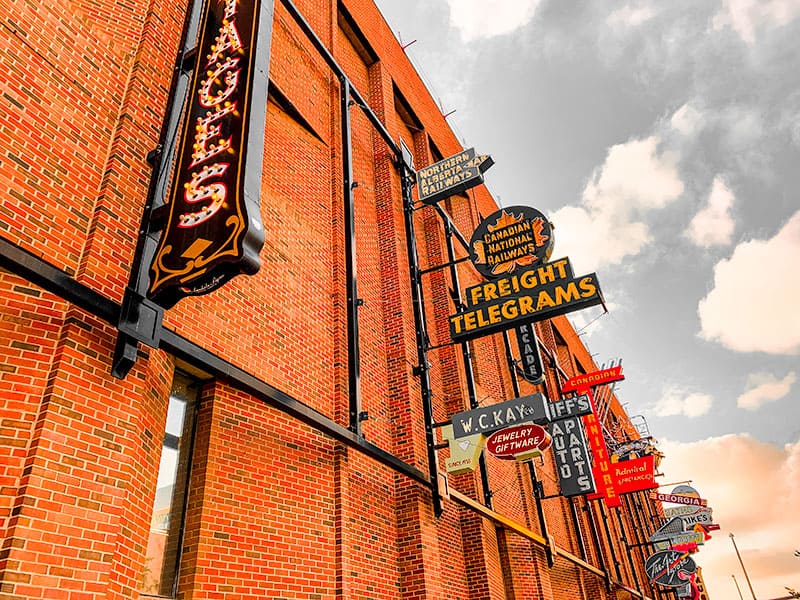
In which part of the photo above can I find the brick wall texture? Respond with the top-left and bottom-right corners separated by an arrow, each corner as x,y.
0,0 -> 666,598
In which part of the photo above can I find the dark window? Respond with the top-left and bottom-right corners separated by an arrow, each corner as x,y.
141,371 -> 200,597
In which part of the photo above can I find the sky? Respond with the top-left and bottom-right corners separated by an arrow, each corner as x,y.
372,0 -> 800,597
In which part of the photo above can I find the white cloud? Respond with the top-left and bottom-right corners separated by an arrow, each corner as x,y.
445,0 -> 541,41
698,211 -> 800,354
737,371 -> 797,410
654,386 -> 713,418
712,0 -> 800,44
551,136 -> 684,272
670,103 -> 704,137
607,3 -> 656,28
658,435 -> 800,599
686,176 -> 736,247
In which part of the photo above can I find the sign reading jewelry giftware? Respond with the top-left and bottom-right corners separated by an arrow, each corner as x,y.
148,0 -> 273,308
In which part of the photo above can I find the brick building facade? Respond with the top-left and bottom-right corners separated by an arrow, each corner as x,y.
0,0 -> 671,597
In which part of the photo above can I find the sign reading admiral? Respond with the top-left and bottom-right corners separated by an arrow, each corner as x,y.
148,0 -> 274,308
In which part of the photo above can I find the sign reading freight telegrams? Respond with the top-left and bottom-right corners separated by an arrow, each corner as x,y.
448,257 -> 604,342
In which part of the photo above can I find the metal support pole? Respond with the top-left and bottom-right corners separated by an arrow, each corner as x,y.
733,574 -> 746,600
340,79 -> 363,434
446,221 -> 493,508
399,150 -> 442,517
615,507 -> 645,599
527,461 -> 554,567
599,501 -> 624,582
584,499 -> 612,591
730,533 -> 758,600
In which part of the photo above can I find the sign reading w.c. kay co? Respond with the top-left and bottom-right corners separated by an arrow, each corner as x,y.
148,0 -> 273,308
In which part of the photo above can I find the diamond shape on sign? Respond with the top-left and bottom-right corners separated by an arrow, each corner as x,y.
459,440 -> 471,451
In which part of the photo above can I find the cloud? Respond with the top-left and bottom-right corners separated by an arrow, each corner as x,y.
686,176 -> 736,247
737,371 -> 797,410
698,211 -> 800,354
551,136 -> 684,272
445,0 -> 541,41
653,386 -> 713,418
712,0 -> 800,44
658,435 -> 800,599
607,3 -> 656,28
670,103 -> 704,137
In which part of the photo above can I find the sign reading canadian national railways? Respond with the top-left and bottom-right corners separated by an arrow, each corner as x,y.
417,148 -> 494,205
469,206 -> 554,278
148,0 -> 273,308
449,257 -> 604,343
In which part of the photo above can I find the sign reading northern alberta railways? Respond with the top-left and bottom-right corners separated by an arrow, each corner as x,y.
416,148 -> 494,205
449,257 -> 603,342
148,0 -> 273,308
469,207 -> 554,278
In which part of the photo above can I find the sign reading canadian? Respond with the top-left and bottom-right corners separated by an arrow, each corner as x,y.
148,0 -> 274,308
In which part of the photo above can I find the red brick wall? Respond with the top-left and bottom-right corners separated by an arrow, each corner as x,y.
0,0 -> 660,597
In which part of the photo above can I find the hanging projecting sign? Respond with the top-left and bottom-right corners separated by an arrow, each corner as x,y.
644,550 -> 697,587
550,416 -> 595,497
611,455 -> 658,495
450,394 -> 549,439
653,532 -> 705,551
148,0 -> 274,308
650,491 -> 708,507
449,257 -> 604,342
514,320 -> 544,384
417,148 -> 494,205
469,206 -> 554,278
562,367 -> 625,508
485,424 -> 551,461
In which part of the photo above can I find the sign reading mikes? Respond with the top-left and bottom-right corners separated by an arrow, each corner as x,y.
149,0 -> 273,308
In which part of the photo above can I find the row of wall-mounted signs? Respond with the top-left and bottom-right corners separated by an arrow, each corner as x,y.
442,367 -> 661,506
645,485 -> 719,599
